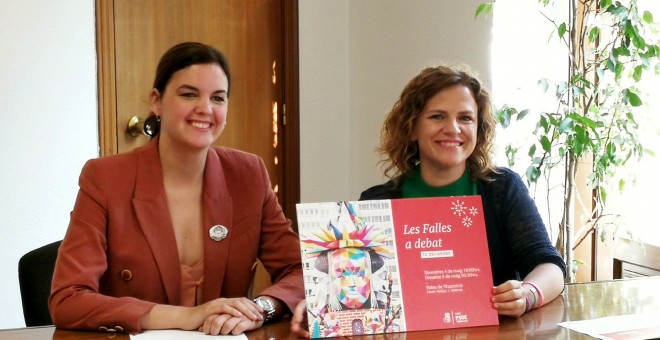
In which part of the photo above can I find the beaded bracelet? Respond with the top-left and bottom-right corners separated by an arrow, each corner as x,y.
522,281 -> 544,308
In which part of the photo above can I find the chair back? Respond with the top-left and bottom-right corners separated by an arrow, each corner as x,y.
18,240 -> 61,327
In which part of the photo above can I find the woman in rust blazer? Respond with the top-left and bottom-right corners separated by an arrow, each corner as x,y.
49,42 -> 304,335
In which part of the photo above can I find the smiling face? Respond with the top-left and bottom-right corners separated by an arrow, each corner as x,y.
329,248 -> 372,309
411,85 -> 478,185
150,63 -> 229,151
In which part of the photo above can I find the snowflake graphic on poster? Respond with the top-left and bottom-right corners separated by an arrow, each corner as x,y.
451,200 -> 467,217
462,216 -> 473,228
469,207 -> 478,216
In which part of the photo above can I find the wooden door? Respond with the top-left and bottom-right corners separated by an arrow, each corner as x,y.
95,0 -> 300,297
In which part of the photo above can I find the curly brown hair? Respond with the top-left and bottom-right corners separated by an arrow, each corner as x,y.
379,65 -> 497,183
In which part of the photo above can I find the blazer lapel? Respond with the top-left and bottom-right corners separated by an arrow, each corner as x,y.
132,137 -> 182,305
201,148 -> 233,302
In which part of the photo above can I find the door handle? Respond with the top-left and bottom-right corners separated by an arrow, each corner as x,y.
127,115 -> 159,137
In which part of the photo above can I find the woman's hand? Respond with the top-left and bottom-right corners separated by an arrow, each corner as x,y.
290,299 -> 310,338
200,314 -> 263,335
492,280 -> 527,317
189,297 -> 263,330
139,297 -> 263,331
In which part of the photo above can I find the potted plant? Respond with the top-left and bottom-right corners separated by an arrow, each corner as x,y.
477,0 -> 660,282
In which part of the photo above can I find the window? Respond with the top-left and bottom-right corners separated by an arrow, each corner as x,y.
491,0 -> 569,242
491,0 -> 660,248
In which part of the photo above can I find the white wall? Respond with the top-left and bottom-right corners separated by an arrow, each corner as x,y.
0,0 -> 491,330
0,0 -> 98,329
299,1 -> 351,203
300,0 -> 492,202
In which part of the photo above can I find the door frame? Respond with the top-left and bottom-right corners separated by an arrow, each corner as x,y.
94,0 -> 300,229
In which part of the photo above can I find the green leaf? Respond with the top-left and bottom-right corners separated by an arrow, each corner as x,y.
558,23 -> 567,39
643,10 -> 654,24
607,4 -> 628,20
623,20 -> 634,38
559,118 -> 574,133
475,2 -> 494,19
575,114 -> 597,128
628,92 -> 642,107
498,107 -> 512,128
517,109 -> 530,121
600,186 -> 608,205
607,142 -> 616,158
557,81 -> 568,96
614,62 -> 624,81
606,59 -> 616,72
633,65 -> 643,82
573,85 -> 586,97
541,135 -> 552,153
505,145 -> 517,167
588,27 -> 600,42
619,178 -> 626,192
539,116 -> 549,132
528,144 -> 537,157
633,35 -> 646,49
538,79 -> 549,93
600,0 -> 612,9
526,165 -> 541,183
613,46 -> 630,57
573,139 -> 584,156
626,89 -> 643,106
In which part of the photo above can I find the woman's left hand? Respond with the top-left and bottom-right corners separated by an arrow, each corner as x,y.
200,313 -> 263,335
491,280 -> 527,317
290,299 -> 310,338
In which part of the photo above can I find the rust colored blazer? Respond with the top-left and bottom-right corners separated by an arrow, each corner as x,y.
49,137 -> 304,334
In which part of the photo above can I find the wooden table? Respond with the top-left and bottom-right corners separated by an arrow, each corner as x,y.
2,276 -> 659,339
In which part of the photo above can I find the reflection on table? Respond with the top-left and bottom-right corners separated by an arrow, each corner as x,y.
1,276 -> 658,339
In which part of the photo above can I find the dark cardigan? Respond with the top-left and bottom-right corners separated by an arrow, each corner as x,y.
360,167 -> 567,286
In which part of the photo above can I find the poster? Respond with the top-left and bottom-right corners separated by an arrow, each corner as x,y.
297,196 -> 498,338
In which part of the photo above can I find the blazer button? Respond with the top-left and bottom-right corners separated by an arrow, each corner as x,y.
120,269 -> 133,281
98,326 -> 108,331
114,325 -> 124,332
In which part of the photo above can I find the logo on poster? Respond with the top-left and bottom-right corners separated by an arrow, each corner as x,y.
455,312 -> 469,323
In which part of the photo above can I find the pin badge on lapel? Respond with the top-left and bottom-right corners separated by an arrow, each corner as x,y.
209,225 -> 228,241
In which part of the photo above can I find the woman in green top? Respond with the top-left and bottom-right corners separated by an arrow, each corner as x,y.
291,65 -> 566,338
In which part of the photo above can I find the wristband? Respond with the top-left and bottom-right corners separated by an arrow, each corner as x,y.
522,281 -> 544,307
529,286 -> 538,308
524,296 -> 531,313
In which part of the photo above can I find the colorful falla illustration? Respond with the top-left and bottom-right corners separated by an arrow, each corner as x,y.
301,201 -> 401,336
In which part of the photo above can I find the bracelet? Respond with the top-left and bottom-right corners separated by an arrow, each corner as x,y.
524,295 -> 531,313
522,281 -> 544,308
522,284 -> 537,312
529,285 -> 538,309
